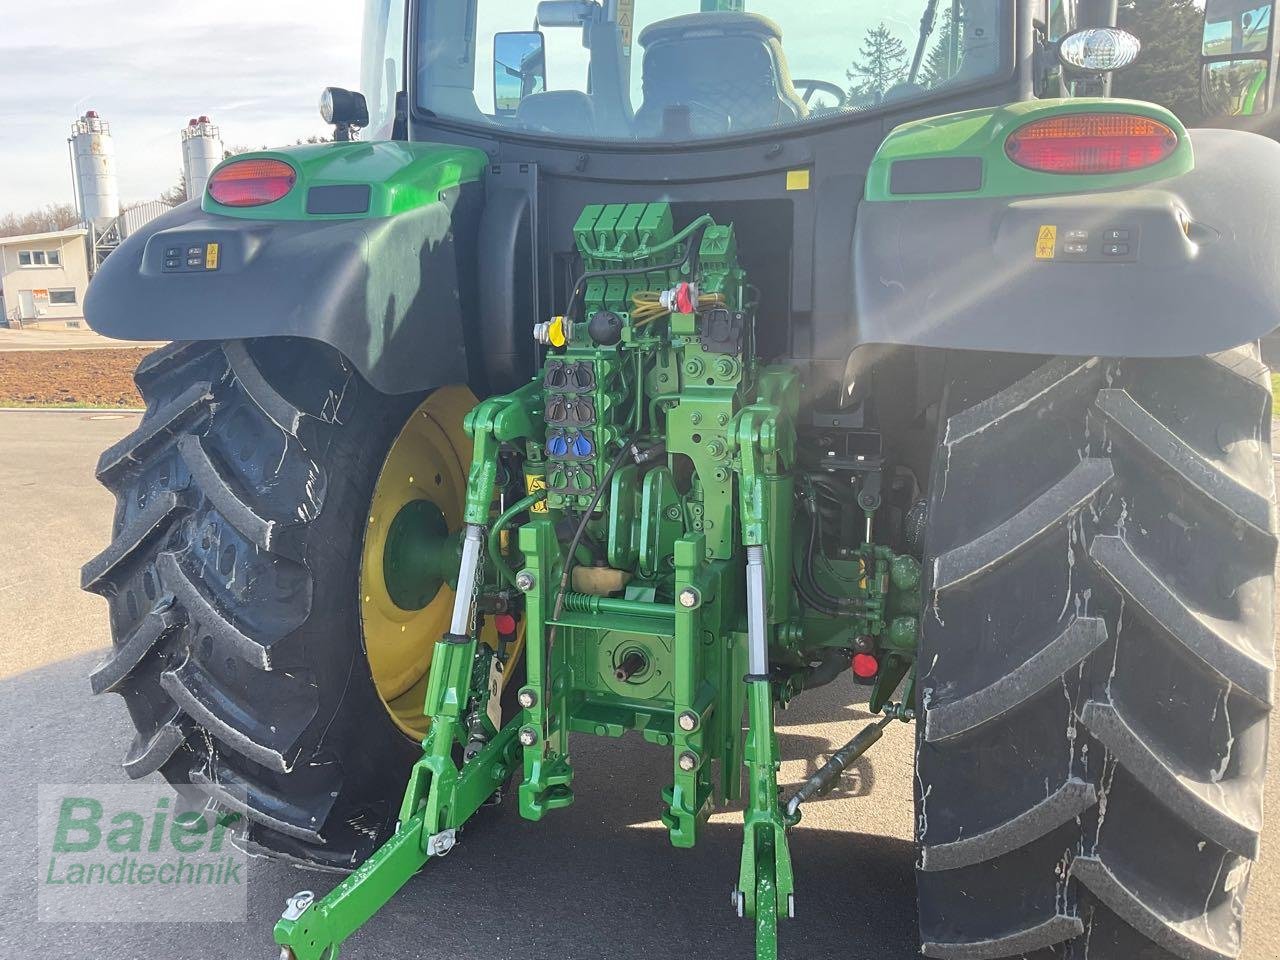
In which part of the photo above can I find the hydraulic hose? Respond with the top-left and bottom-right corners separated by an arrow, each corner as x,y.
488,490 -> 547,590
545,438 -> 645,657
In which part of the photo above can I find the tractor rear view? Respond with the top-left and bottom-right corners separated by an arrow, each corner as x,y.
81,2 -> 1280,959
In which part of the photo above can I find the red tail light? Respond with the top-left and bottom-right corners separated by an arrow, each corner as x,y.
852,652 -> 879,680
1005,113 -> 1178,175
208,159 -> 297,207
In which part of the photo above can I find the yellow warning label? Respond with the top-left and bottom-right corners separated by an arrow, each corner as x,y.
205,242 -> 220,270
1035,225 -> 1057,260
786,169 -> 811,192
525,474 -> 549,513
618,0 -> 636,55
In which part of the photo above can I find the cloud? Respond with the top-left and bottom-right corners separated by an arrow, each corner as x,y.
0,1 -> 361,215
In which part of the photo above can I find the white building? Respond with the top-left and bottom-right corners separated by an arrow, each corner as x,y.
0,227 -> 91,328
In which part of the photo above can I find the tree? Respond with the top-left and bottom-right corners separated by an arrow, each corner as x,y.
847,22 -> 909,101
1112,0 -> 1204,124
159,172 -> 188,207
0,203 -> 81,237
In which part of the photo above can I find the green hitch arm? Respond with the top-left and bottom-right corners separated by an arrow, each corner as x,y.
272,719 -> 521,960
462,381 -> 542,526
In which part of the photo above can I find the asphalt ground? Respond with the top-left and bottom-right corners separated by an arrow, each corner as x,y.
0,409 -> 1275,960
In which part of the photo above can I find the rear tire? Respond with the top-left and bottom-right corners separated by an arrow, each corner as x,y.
915,349 -> 1276,959
83,339 -> 441,869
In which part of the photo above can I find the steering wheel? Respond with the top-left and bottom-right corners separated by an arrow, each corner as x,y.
792,79 -> 848,109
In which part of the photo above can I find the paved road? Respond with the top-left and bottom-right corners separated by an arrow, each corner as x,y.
0,410 -> 1275,960
0,327 -> 165,352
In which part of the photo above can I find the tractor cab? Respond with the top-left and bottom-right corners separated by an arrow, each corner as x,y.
362,1 -> 1011,144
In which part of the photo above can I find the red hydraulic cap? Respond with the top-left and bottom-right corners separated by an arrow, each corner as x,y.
495,613 -> 518,636
199,115 -> 211,123
86,110 -> 98,118
188,118 -> 199,126
852,652 -> 879,679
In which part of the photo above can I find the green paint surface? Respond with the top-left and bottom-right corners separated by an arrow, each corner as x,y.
866,98 -> 1194,201
202,140 -> 487,220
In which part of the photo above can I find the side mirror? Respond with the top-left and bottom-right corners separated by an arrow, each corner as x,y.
320,87 -> 370,141
1201,0 -> 1278,119
494,32 -> 547,117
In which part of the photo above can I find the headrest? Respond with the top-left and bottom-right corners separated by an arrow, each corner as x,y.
638,12 -> 783,49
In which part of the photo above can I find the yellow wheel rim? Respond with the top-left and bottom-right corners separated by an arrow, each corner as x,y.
360,387 -> 519,739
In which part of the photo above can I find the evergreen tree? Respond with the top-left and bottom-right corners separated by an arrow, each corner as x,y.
920,7 -> 960,89
1112,0 -> 1204,124
847,23 -> 909,101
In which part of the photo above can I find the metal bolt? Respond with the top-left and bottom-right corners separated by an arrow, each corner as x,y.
517,689 -> 537,709
678,588 -> 701,609
677,710 -> 700,732
518,726 -> 538,747
678,751 -> 699,772
690,412 -> 702,425
515,571 -> 536,593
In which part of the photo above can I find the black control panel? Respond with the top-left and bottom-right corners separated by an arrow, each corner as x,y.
1042,225 -> 1139,263
161,241 -> 221,273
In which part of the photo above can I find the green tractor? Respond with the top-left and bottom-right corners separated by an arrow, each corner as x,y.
81,2 -> 1280,958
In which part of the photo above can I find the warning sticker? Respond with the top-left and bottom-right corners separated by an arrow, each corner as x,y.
525,473 -> 549,513
618,0 -> 636,56
786,169 -> 811,192
205,242 -> 220,270
1035,225 -> 1057,260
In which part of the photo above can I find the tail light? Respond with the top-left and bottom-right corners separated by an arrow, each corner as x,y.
1005,113 -> 1178,175
852,652 -> 879,680
208,158 -> 297,207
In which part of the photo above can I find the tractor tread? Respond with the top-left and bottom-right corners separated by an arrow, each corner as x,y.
1089,535 -> 1273,704
1095,387 -> 1272,534
95,381 -> 213,483
80,489 -> 193,593
189,763 -> 328,844
223,341 -> 305,437
157,551 -> 275,669
917,354 -> 1274,960
1070,855 -> 1240,960
89,599 -> 183,695
924,616 -> 1108,742
176,433 -> 287,558
159,659 -> 302,773
933,459 -> 1113,592
943,357 -> 1100,451
1078,698 -> 1261,859
920,777 -> 1097,872
132,341 -> 219,390
1207,346 -> 1271,391
921,914 -> 1084,960
122,707 -> 193,779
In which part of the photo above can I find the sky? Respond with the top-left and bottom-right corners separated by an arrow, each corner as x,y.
0,0 -> 363,216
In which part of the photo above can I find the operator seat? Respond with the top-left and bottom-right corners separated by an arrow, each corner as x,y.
634,13 -> 808,138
